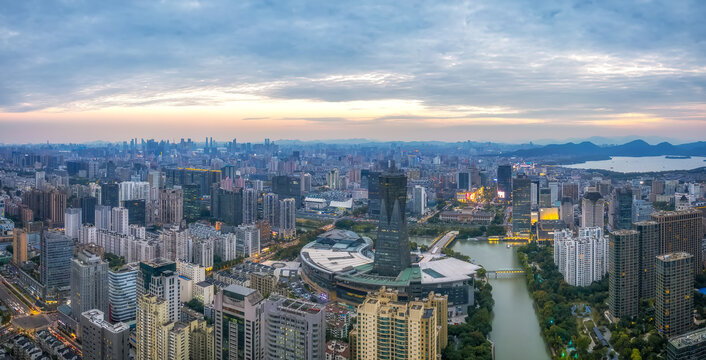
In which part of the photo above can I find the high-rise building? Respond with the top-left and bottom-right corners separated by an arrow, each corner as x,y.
262,192 -> 279,227
457,171 -> 470,191
80,309 -> 131,360
278,198 -> 296,240
102,183 -> 120,208
554,227 -> 609,287
214,285 -> 265,360
137,260 -> 180,322
95,205 -> 112,231
666,327 -> 706,360
373,172 -> 411,276
211,186 -> 243,226
608,230 -> 640,319
165,167 -> 221,196
235,224 -> 260,258
632,199 -> 654,223
160,229 -> 189,262
367,171 -> 381,219
12,228 -> 28,265
81,196 -> 97,224
263,295 -> 326,360
65,207 -> 82,239
562,182 -> 580,203
242,188 -> 258,224
111,207 -> 129,235
560,197 -> 574,229
41,231 -> 74,293
656,252 -> 694,338
634,221 -> 659,299
188,318 -> 215,360
356,287 -> 446,360
159,188 -> 183,226
581,192 -> 605,228
609,187 -> 633,231
108,264 -> 138,323
159,321 -> 191,360
192,240 -> 214,269
413,185 -> 427,215
124,199 -> 146,226
182,184 -> 201,223
272,175 -> 302,208
118,181 -> 150,203
71,249 -> 109,319
136,294 -> 168,360
496,165 -> 512,200
652,209 -> 704,270
512,175 -> 532,236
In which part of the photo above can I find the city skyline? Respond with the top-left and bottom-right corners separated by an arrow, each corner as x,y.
2,1 -> 706,143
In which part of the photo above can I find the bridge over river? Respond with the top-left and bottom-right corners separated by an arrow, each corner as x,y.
485,268 -> 526,278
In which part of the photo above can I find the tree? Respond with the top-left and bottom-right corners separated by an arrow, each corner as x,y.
577,335 -> 590,354
631,348 -> 642,360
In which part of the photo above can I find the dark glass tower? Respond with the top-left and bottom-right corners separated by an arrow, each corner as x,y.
609,187 -> 633,231
182,184 -> 201,222
101,183 -> 120,208
373,172 -> 411,276
512,175 -> 532,236
367,172 -> 381,219
124,199 -> 146,226
497,165 -> 512,200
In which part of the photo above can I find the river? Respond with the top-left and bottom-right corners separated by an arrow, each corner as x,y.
564,155 -> 706,173
411,236 -> 550,360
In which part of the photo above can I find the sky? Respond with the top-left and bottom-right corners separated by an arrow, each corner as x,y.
1,0 -> 705,144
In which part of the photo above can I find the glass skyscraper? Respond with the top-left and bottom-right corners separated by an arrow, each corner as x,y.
372,172 -> 411,277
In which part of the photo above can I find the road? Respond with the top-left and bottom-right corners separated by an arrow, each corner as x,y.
0,278 -> 32,317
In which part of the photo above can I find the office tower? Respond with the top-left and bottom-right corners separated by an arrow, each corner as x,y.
512,175 -> 532,236
159,188 -> 184,225
48,190 -> 67,226
367,171 -> 381,219
136,294 -> 168,360
457,171 -> 470,191
80,309 -> 131,360
539,188 -> 552,208
182,184 -> 200,223
188,319 -> 215,360
40,231 -> 74,292
262,192 -> 279,227
278,198 -> 296,240
137,260 -> 180,322
124,199 -> 146,226
235,224 -> 260,258
652,209 -> 703,270
496,165 -> 512,200
214,285 -> 265,360
581,192 -> 605,228
356,287 -> 446,360
12,228 -> 28,265
560,197 -> 574,229
609,187 -> 633,230
263,295 -> 326,360
35,170 -> 45,188
111,207 -> 129,235
327,168 -> 340,189
95,205 -> 112,230
160,229 -> 189,261
102,183 -> 120,208
71,249 -> 109,318
108,264 -> 138,323
165,167 -> 221,196
554,228 -> 609,286
666,328 -> 706,360
81,196 -> 97,224
634,221 -> 659,299
608,230 -> 640,319
373,172 -> 411,276
211,186 -> 243,225
652,180 -> 665,195
530,180 -> 539,208
192,240 -> 214,269
301,173 -> 312,193
272,175 -> 302,208
632,199 -> 654,222
656,253 -> 694,338
148,170 -> 162,189
242,188 -> 258,224
413,185 -> 427,215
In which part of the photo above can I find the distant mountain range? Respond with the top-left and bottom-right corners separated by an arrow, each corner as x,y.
506,140 -> 706,162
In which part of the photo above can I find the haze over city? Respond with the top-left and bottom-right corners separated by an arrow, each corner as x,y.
2,0 -> 706,143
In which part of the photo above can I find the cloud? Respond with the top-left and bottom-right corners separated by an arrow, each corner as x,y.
0,0 -> 704,142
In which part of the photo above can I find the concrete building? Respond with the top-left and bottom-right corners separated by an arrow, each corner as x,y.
278,198 -> 296,240
80,309 -> 130,360
188,318 -> 215,360
95,205 -> 112,231
136,294 -> 168,360
263,295 -> 326,360
12,228 -> 27,265
667,327 -> 706,360
355,287 -> 447,360
236,224 -> 260,258
137,260 -> 180,322
262,192 -> 279,227
652,209 -> 704,270
71,249 -> 109,319
581,192 -> 604,228
413,185 -> 427,215
65,208 -> 82,239
111,207 -> 129,235
608,230 -> 640,319
243,188 -> 258,225
634,221 -> 659,299
553,227 -> 608,287
159,188 -> 184,226
656,252 -> 694,338
214,285 -> 265,360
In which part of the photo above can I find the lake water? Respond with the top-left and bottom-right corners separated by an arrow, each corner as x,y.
414,236 -> 550,360
564,156 -> 706,173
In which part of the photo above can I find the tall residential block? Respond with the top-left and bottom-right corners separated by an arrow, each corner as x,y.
263,295 -> 326,360
373,172 -> 411,276
262,192 -> 279,227
656,252 -> 694,338
634,221 -> 659,299
652,209 -> 704,270
136,294 -> 167,360
80,309 -> 131,360
242,188 -> 258,224
608,230 -> 640,319
554,227 -> 609,287
137,260 -> 180,322
581,192 -> 605,228
278,198 -> 296,240
71,249 -> 109,319
12,228 -> 28,265
159,188 -> 184,226
609,187 -> 633,231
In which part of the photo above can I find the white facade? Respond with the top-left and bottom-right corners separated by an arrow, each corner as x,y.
413,186 -> 427,215
243,188 -> 258,224
111,207 -> 130,235
65,208 -> 82,239
119,181 -> 151,203
554,227 -> 608,287
236,224 -> 261,258
95,205 -> 112,230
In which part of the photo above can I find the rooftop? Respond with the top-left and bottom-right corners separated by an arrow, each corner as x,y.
669,327 -> 706,349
